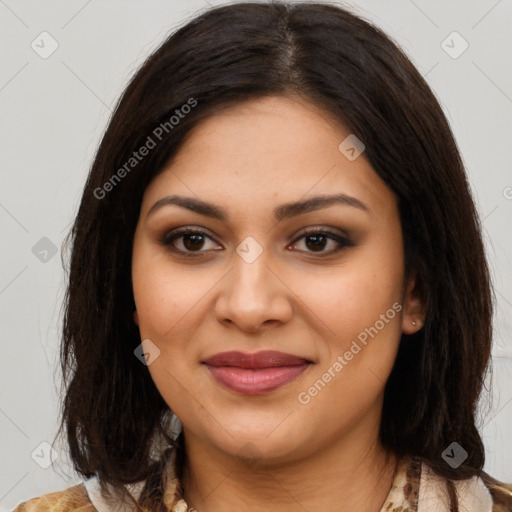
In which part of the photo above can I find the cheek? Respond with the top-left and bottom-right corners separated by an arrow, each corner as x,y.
294,277 -> 403,439
131,257 -> 205,413
290,248 -> 404,349
131,252 -> 221,408
132,247 -> 210,339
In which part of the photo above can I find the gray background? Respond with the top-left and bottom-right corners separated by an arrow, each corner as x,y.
1,0 -> 511,509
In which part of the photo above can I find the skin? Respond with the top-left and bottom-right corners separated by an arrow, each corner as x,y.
131,94 -> 425,511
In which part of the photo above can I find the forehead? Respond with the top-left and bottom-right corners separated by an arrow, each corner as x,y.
169,95 -> 351,173
140,95 -> 396,219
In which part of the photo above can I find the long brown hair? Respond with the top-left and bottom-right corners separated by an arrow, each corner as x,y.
56,1 -> 498,509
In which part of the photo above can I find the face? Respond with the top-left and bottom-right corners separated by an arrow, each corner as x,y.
131,95 -> 423,465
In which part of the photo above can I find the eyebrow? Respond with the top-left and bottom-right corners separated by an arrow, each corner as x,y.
146,193 -> 370,222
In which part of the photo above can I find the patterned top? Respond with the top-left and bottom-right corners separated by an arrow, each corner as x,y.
13,444 -> 512,511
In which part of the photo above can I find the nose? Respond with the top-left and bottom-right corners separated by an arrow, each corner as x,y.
214,247 -> 293,332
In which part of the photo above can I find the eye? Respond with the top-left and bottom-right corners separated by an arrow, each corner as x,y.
160,226 -> 353,257
160,228 -> 220,256
288,228 -> 353,255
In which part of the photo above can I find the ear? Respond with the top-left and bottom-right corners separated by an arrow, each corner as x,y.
133,310 -> 139,326
401,269 -> 426,335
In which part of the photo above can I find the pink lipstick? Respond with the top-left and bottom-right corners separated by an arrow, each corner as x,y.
202,350 -> 311,395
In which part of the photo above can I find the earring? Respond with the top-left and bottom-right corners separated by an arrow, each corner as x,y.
412,321 -> 417,326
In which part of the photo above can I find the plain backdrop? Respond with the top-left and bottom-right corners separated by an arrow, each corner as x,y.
1,0 -> 511,509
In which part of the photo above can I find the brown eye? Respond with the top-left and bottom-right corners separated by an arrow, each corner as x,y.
161,227 -> 353,258
289,229 -> 353,255
304,233 -> 329,252
161,228 -> 220,255
182,233 -> 206,251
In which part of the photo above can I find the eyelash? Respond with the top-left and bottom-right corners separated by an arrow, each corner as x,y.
160,227 -> 354,257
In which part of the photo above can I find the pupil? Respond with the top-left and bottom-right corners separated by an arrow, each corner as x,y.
184,234 -> 204,251
306,234 -> 327,251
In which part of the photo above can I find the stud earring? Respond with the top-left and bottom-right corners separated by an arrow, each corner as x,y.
412,321 -> 417,326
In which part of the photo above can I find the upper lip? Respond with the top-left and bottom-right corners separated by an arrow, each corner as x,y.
202,350 -> 312,369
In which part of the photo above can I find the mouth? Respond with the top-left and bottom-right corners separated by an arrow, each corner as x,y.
201,350 -> 313,395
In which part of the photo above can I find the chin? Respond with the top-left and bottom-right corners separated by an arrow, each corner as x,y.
201,424 -> 306,466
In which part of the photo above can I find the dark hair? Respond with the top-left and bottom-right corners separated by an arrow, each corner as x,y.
56,1 -> 498,509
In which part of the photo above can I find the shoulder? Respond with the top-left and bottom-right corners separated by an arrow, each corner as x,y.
481,470 -> 512,512
12,483 -> 95,511
12,477 -> 146,512
418,461 -> 512,512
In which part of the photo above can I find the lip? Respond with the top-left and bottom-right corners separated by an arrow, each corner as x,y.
202,350 -> 312,395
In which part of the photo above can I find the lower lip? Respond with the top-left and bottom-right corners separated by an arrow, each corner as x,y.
205,364 -> 310,395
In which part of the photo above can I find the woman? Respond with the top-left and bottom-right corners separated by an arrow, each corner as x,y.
14,1 -> 512,511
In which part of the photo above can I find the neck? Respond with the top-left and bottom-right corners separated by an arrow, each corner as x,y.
180,427 -> 398,511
